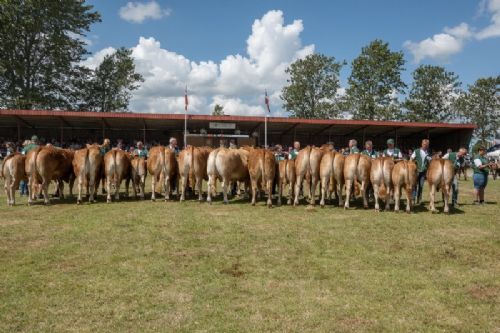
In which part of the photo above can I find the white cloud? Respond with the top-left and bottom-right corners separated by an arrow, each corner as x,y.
404,0 -> 500,63
81,47 -> 116,69
103,10 -> 315,115
119,1 -> 171,24
476,0 -> 500,39
403,31 -> 466,63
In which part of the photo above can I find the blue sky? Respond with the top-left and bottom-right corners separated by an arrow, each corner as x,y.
84,0 -> 500,115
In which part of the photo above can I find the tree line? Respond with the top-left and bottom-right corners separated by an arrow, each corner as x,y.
281,40 -> 499,144
0,0 -> 143,112
0,1 -> 498,144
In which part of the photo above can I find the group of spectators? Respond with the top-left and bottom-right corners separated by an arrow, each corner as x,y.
0,135 -> 494,205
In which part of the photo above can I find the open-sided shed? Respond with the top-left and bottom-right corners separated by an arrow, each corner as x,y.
0,109 -> 475,151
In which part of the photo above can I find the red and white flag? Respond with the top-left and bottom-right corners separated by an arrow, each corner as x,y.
184,86 -> 188,112
264,90 -> 270,113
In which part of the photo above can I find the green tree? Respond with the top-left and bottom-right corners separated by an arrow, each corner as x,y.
212,104 -> 225,116
81,48 -> 143,112
346,39 -> 406,120
456,76 -> 500,145
404,65 -> 461,122
281,54 -> 345,119
0,0 -> 100,109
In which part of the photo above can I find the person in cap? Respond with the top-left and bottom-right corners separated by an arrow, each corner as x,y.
361,140 -> 378,159
288,141 -> 300,160
274,144 -> 286,162
443,147 -> 468,207
348,139 -> 360,154
229,139 -> 238,149
168,137 -> 179,155
133,141 -> 148,159
5,142 -> 15,156
382,138 -> 402,160
471,146 -> 492,205
21,135 -> 39,155
410,139 -> 432,204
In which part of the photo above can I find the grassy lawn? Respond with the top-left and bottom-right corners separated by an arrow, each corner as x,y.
0,176 -> 499,332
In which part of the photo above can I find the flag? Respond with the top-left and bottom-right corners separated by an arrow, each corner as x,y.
184,86 -> 188,112
264,90 -> 270,113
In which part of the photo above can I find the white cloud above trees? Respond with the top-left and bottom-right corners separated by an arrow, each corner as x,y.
119,1 -> 171,24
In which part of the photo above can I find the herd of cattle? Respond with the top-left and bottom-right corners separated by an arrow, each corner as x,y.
2,144 -> 457,213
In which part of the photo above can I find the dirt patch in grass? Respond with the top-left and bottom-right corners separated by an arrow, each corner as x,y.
220,261 -> 245,278
467,285 -> 499,302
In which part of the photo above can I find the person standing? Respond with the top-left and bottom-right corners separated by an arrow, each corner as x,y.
471,146 -> 491,205
347,139 -> 360,154
383,138 -> 403,160
168,137 -> 179,155
20,136 -> 40,196
443,147 -> 468,207
361,140 -> 378,159
288,141 -> 300,160
411,139 -> 432,204
133,141 -> 148,159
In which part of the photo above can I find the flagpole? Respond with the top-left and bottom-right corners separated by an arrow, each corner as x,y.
264,113 -> 267,148
184,86 -> 187,148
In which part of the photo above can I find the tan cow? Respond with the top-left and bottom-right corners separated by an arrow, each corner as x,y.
392,160 -> 418,213
178,146 -> 212,201
73,145 -> 103,204
1,154 -> 27,206
426,159 -> 455,213
26,146 -> 75,205
130,156 -> 147,199
104,149 -> 131,203
319,151 -> 345,207
206,147 -> 249,204
294,145 -> 332,206
343,153 -> 371,209
277,159 -> 296,206
147,146 -> 178,201
248,148 -> 276,207
370,157 -> 395,211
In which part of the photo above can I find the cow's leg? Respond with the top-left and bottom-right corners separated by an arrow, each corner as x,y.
393,185 -> 400,212
106,176 -> 112,203
277,179 -> 283,206
293,175 -> 302,206
337,180 -> 344,207
196,176 -> 203,202
89,173 -> 97,203
179,173 -> 186,202
309,177 -> 318,206
131,177 -> 137,199
385,185 -> 392,211
405,187 -> 412,213
151,175 -> 156,201
443,183 -> 451,214
114,178 -> 120,201
429,184 -> 437,213
320,176 -> 328,208
207,175 -> 214,204
222,178 -> 229,204
251,179 -> 257,206
140,175 -> 145,199
5,177 -> 12,206
266,178 -> 273,208
373,183 -> 380,211
361,180 -> 369,209
164,175 -> 170,201
42,179 -> 50,205
77,174 -> 83,204
344,179 -> 352,209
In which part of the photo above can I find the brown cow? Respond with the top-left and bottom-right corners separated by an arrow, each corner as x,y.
26,146 -> 75,205
248,148 -> 276,207
1,154 -> 27,206
293,145 -> 332,206
319,151 -> 345,207
392,160 -> 418,213
206,147 -> 249,204
130,156 -> 147,199
178,146 -> 212,201
277,159 -> 296,206
104,149 -> 131,203
426,159 -> 454,213
343,153 -> 371,209
370,157 -> 395,211
73,145 -> 103,204
147,146 -> 178,201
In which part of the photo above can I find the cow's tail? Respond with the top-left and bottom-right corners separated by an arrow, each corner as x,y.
437,159 -> 446,193
189,145 -> 195,182
379,158 -> 387,198
404,161 -> 410,189
260,149 -> 266,189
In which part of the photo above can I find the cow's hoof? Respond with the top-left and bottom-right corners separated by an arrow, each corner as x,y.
375,208 -> 380,212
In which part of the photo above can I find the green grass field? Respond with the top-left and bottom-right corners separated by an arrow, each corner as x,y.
0,176 -> 499,332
